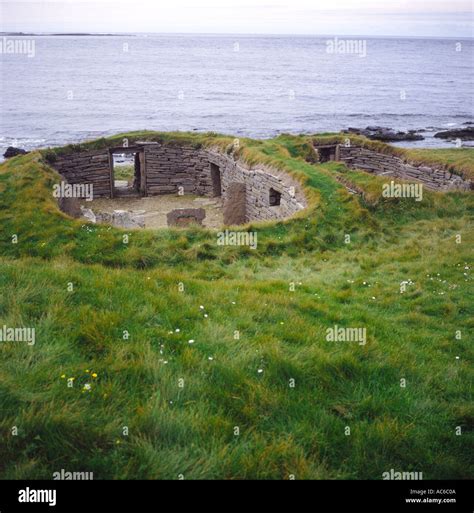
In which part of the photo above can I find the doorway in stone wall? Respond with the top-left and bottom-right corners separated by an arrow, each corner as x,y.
110,147 -> 146,198
210,163 -> 222,197
316,145 -> 338,163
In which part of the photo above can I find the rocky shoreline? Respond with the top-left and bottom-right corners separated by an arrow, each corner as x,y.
343,126 -> 424,142
3,124 -> 474,162
343,125 -> 474,143
3,146 -> 28,159
434,126 -> 474,141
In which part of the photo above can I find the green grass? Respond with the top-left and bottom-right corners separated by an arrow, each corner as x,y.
0,132 -> 473,480
113,165 -> 134,182
406,148 -> 474,181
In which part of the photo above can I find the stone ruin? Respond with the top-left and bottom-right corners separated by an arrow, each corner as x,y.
313,143 -> 472,191
50,136 -> 471,231
50,140 -> 307,227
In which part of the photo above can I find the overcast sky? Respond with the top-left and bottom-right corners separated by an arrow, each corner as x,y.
1,0 -> 473,37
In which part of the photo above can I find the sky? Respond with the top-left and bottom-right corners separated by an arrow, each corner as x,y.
0,0 -> 473,37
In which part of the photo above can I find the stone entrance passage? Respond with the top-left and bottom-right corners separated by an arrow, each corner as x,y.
210,163 -> 222,196
110,146 -> 146,198
316,145 -> 339,163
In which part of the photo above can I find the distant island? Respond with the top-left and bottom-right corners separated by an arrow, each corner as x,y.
0,32 -> 132,36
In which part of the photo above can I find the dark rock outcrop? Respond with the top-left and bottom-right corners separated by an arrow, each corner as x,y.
344,126 -> 424,142
434,126 -> 474,140
3,146 -> 28,159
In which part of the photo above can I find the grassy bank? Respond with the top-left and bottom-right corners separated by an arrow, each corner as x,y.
0,133 -> 472,479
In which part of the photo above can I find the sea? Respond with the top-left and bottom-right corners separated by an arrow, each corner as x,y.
0,34 -> 473,157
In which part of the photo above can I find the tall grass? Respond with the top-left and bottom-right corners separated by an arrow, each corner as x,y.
0,134 -> 472,479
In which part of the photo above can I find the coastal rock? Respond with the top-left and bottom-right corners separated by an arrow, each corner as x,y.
434,126 -> 474,140
344,126 -> 424,142
3,146 -> 28,159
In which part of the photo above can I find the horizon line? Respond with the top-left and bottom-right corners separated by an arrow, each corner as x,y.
1,31 -> 473,40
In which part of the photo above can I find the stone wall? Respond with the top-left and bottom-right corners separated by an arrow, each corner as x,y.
143,143 -> 213,196
133,143 -> 306,223
49,141 -> 307,224
51,149 -> 111,198
206,149 -> 306,222
337,145 -> 471,191
143,143 -> 306,222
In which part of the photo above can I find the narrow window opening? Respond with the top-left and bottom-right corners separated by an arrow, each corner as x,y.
269,188 -> 281,206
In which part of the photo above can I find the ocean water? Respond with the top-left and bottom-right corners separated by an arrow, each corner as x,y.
0,34 -> 473,155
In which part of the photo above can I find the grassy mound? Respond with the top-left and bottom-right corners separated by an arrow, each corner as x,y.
0,133 -> 472,479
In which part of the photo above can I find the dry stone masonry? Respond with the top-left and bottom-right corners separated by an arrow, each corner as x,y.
49,137 -> 471,230
206,148 -> 306,223
143,143 -> 213,196
321,144 -> 471,191
52,150 -> 112,198
49,141 -> 307,225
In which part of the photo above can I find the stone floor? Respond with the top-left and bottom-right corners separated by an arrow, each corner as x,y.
80,194 -> 224,229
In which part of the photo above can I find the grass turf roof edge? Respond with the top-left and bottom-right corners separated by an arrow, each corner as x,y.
39,130 -> 474,181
